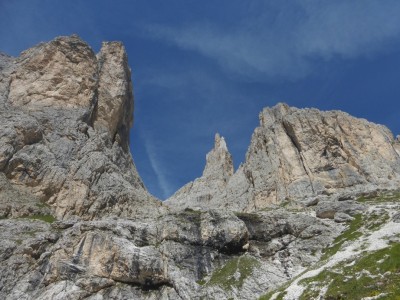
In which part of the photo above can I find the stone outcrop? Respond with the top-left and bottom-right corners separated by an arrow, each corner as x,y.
167,103 -> 400,212
0,52 -> 14,105
0,208 -> 339,299
395,135 -> 400,156
93,41 -> 134,146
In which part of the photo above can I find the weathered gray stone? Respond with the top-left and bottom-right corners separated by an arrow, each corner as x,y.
0,52 -> 14,107
393,212 -> 400,223
334,212 -> 354,223
302,197 -> 319,207
316,200 -> 366,219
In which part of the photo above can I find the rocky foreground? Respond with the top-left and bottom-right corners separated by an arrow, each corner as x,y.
0,36 -> 399,300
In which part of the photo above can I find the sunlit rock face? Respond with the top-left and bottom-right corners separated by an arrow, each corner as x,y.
1,36 -> 399,300
94,41 -> 134,146
167,103 -> 400,212
8,35 -> 98,110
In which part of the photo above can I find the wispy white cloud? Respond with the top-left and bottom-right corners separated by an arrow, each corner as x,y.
146,0 -> 400,80
141,131 -> 173,199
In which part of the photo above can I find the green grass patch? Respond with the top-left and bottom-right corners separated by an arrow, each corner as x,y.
321,211 -> 390,260
183,207 -> 202,214
299,243 -> 400,300
176,208 -> 202,225
22,214 -> 56,223
196,278 -> 206,286
357,191 -> 400,204
365,211 -> 390,231
321,214 -> 363,259
23,230 -> 39,237
234,212 -> 261,222
260,209 -> 394,300
202,256 -> 260,290
259,290 -> 287,300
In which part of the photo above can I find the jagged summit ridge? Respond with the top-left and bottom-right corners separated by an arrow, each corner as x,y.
167,103 -> 400,211
203,133 -> 234,180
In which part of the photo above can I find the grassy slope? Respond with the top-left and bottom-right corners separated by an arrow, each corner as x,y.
260,193 -> 400,300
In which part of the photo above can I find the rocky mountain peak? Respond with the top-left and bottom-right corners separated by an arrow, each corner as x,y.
165,133 -> 234,209
0,35 -> 163,220
8,35 -> 98,110
3,35 -> 134,147
214,132 -> 227,149
202,133 -> 234,180
395,135 -> 400,156
259,102 -> 290,127
168,104 -> 400,212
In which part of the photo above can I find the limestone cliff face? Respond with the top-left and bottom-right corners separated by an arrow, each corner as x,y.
94,41 -> 134,147
0,35 -> 163,220
239,103 -> 400,210
167,103 -> 400,212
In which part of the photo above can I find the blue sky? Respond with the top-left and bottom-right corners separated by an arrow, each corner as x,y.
1,0 -> 400,199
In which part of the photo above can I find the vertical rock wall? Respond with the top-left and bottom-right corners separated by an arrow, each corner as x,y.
0,35 -> 164,220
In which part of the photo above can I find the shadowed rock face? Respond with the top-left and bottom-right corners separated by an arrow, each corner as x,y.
167,103 -> 400,212
1,36 -> 399,300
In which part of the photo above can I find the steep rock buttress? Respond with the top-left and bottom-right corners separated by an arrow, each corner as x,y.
0,35 -> 164,220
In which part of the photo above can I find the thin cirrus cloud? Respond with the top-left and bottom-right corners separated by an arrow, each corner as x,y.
140,131 -> 173,199
146,0 -> 400,81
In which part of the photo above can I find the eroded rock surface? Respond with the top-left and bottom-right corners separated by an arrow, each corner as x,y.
0,208 -> 339,300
